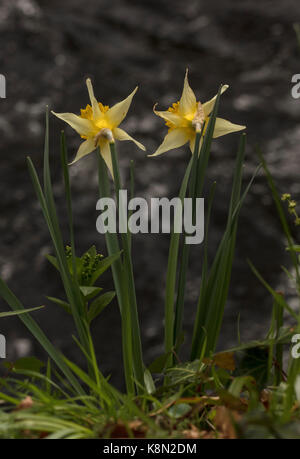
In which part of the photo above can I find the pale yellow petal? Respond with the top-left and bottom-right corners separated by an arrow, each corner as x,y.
69,138 -> 96,164
86,78 -> 101,120
107,87 -> 138,128
213,117 -> 245,138
189,135 -> 196,153
153,104 -> 182,127
179,69 -> 197,116
202,85 -> 229,117
113,127 -> 145,151
51,111 -> 94,136
99,138 -> 113,178
148,128 -> 190,157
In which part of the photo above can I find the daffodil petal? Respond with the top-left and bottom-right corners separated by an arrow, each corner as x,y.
213,117 -> 245,138
179,69 -> 197,116
51,111 -> 94,136
189,135 -> 196,153
69,138 -> 96,164
113,127 -> 145,151
107,87 -> 138,128
99,138 -> 113,178
153,104 -> 182,127
202,85 -> 229,117
86,78 -> 101,120
148,128 -> 190,157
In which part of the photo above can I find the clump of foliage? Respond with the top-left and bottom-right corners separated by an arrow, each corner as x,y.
0,73 -> 299,439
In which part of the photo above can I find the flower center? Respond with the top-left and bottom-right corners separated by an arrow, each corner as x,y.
80,102 -> 109,121
165,100 -> 200,131
192,102 -> 205,132
80,102 -> 110,139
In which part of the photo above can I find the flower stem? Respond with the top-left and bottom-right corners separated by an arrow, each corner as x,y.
172,132 -> 202,356
97,153 -> 135,396
109,142 -> 145,392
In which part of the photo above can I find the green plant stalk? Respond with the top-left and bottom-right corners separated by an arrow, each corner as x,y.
71,334 -> 115,410
109,141 -> 145,391
266,297 -> 283,385
280,317 -> 300,421
27,157 -> 90,358
97,153 -> 135,396
60,132 -> 77,290
97,154 -> 123,311
274,299 -> 283,386
173,131 -> 201,351
190,183 -> 216,359
255,150 -> 300,417
38,110 -> 90,359
257,149 -> 300,297
206,138 -> 250,354
163,157 -> 194,368
128,160 -> 135,252
60,132 -> 98,380
191,134 -> 247,358
171,85 -> 223,359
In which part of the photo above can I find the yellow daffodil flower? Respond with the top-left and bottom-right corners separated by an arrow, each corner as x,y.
52,79 -> 145,176
150,70 -> 245,157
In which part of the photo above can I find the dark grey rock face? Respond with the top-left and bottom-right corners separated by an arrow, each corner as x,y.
0,0 -> 299,387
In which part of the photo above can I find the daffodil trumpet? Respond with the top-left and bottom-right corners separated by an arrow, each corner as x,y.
52,78 -> 146,178
150,70 -> 245,157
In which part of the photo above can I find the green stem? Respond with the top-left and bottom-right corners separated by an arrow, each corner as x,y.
173,132 -> 201,353
98,154 -> 134,395
109,142 -> 144,392
163,157 -> 194,369
274,299 -> 283,386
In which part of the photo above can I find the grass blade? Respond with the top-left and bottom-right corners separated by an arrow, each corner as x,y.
0,277 -> 84,395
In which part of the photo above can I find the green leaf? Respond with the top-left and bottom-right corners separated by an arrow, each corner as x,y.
144,369 -> 156,394
224,327 -> 294,353
229,375 -> 259,410
168,403 -> 191,419
87,291 -> 115,324
62,356 -> 111,406
148,352 -> 172,373
164,156 -> 193,368
109,141 -> 144,393
191,134 -> 250,359
0,305 -> 44,318
236,348 -> 269,390
13,356 -> 45,372
79,286 -> 102,300
27,114 -> 90,364
286,245 -> 300,253
257,149 -> 300,286
98,153 -> 135,396
248,260 -> 297,320
90,252 -> 122,286
0,276 -> 84,396
46,296 -> 72,315
45,254 -> 59,271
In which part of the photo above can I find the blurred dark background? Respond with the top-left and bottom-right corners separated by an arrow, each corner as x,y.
0,0 -> 299,387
